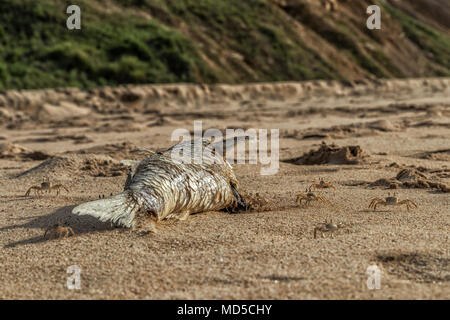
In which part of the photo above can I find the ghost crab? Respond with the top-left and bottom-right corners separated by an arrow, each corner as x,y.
25,178 -> 69,197
296,188 -> 331,207
309,178 -> 336,191
44,221 -> 75,239
244,192 -> 275,212
369,192 -> 418,211
313,219 -> 348,239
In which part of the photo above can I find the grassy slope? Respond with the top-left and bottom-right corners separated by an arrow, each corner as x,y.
0,0 -> 215,89
381,1 -> 450,76
0,0 -> 449,90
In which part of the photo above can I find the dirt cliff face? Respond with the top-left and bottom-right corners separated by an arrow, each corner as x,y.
0,0 -> 449,90
272,0 -> 450,79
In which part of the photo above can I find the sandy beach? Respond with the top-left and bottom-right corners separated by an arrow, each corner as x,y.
0,78 -> 449,299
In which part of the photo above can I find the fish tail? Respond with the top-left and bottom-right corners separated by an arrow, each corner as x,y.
72,191 -> 140,227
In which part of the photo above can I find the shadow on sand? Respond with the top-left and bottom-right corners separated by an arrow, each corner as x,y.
356,209 -> 391,214
2,205 -> 115,248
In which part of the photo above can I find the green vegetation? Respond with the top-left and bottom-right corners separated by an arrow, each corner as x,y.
0,0 -> 215,89
380,1 -> 450,76
0,0 -> 449,90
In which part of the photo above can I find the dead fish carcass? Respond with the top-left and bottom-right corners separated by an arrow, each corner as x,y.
72,139 -> 245,227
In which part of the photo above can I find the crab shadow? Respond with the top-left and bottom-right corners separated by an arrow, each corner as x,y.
2,205 -> 115,248
427,190 -> 449,194
356,209 -> 392,214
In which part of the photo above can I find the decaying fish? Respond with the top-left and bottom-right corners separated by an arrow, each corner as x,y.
72,138 -> 246,228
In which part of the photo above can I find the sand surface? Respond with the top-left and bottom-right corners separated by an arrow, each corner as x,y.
0,78 -> 449,299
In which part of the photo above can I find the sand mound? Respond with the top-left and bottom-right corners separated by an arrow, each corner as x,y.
70,142 -> 152,160
411,120 -> 450,129
147,116 -> 172,127
0,108 -> 30,126
1,143 -> 30,157
369,168 -> 450,192
80,156 -> 129,177
16,134 -> 93,145
368,178 -> 397,189
16,154 -> 129,179
282,119 -> 399,141
37,102 -> 91,122
1,79 -> 448,125
119,90 -> 143,103
17,156 -> 79,179
396,168 -> 428,181
367,119 -> 398,132
0,143 -> 51,161
287,141 -> 367,165
418,149 -> 450,161
93,121 -> 146,133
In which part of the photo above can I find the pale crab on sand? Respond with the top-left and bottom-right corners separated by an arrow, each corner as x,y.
313,219 -> 348,239
25,178 -> 69,197
309,178 -> 336,191
369,192 -> 418,211
296,188 -> 331,207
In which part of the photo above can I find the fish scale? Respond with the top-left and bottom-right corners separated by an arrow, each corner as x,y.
72,139 -> 244,227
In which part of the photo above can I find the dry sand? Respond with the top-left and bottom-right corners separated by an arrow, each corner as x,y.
0,78 -> 449,299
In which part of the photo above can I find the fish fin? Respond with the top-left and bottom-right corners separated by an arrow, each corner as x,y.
223,182 -> 247,213
72,192 -> 139,227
